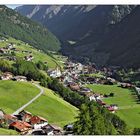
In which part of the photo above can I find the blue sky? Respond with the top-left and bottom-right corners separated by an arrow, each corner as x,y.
6,4 -> 22,9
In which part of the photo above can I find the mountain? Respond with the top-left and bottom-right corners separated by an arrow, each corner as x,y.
97,6 -> 140,68
16,5 -> 135,41
16,5 -> 140,68
0,5 -> 61,52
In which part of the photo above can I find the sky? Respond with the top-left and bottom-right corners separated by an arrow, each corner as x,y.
6,4 -> 22,9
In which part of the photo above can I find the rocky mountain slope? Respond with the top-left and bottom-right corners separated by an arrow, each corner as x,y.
16,5 -> 140,68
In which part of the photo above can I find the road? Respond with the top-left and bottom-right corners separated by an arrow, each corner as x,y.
12,83 -> 44,115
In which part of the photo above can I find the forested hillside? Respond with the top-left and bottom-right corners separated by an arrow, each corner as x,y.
16,5 -> 140,68
0,5 -> 61,52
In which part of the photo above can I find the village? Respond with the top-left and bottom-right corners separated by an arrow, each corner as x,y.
0,109 -> 64,135
48,60 -> 135,114
0,36 -> 138,135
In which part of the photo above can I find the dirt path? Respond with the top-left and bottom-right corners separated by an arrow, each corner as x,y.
12,83 -> 44,115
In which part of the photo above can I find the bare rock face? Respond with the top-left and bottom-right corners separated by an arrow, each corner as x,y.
16,5 -> 140,68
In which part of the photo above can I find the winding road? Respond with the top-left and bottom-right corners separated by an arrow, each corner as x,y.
12,83 -> 44,115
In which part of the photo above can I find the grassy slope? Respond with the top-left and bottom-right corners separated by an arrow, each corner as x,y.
0,128 -> 18,135
0,80 -> 39,113
0,37 -> 64,68
86,84 -> 140,128
0,80 -> 78,127
26,87 -> 78,127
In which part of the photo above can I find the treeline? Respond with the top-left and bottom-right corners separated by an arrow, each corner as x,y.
0,59 -> 49,82
73,101 -> 129,135
47,78 -> 88,107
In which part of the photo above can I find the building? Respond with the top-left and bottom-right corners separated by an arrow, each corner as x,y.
17,110 -> 32,122
48,67 -> 62,78
9,121 -> 31,134
4,114 -> 17,125
24,55 -> 34,61
12,76 -> 27,81
0,72 -> 13,80
30,116 -> 48,125
68,82 -> 80,91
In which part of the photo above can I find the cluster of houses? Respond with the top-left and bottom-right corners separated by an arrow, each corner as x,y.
0,39 -> 34,62
0,43 -> 16,55
0,110 -> 63,135
47,60 -> 119,113
0,72 -> 27,82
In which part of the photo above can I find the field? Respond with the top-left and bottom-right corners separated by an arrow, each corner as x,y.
0,37 -> 64,68
26,88 -> 78,127
0,80 -> 39,113
86,84 -> 140,128
0,80 -> 78,128
0,128 -> 18,135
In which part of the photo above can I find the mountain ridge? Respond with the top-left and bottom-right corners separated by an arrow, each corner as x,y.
16,5 -> 140,68
0,5 -> 61,52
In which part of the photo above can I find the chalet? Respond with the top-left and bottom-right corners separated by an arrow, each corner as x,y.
48,67 -> 62,78
106,106 -> 115,113
24,55 -> 34,61
6,44 -> 15,50
0,72 -> 13,80
79,87 -> 92,95
49,124 -> 63,135
107,77 -> 116,83
12,76 -> 27,82
17,110 -> 32,122
97,99 -> 106,106
4,114 -> 17,125
110,104 -> 118,110
0,48 -> 7,54
68,82 -> 80,91
9,121 -> 31,134
31,129 -> 46,135
120,83 -> 133,88
30,116 -> 48,125
41,124 -> 54,135
34,122 -> 48,130
93,94 -> 102,100
89,95 -> 96,101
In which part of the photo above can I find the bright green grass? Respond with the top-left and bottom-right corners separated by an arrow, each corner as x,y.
86,84 -> 140,128
0,128 -> 18,135
0,80 -> 39,113
117,108 -> 140,128
87,84 -> 136,107
0,37 -> 63,68
26,88 -> 78,127
0,80 -> 78,128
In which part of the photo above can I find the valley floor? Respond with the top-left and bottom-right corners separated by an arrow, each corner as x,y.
87,84 -> 140,128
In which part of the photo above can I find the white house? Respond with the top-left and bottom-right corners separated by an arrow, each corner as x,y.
48,67 -> 62,78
